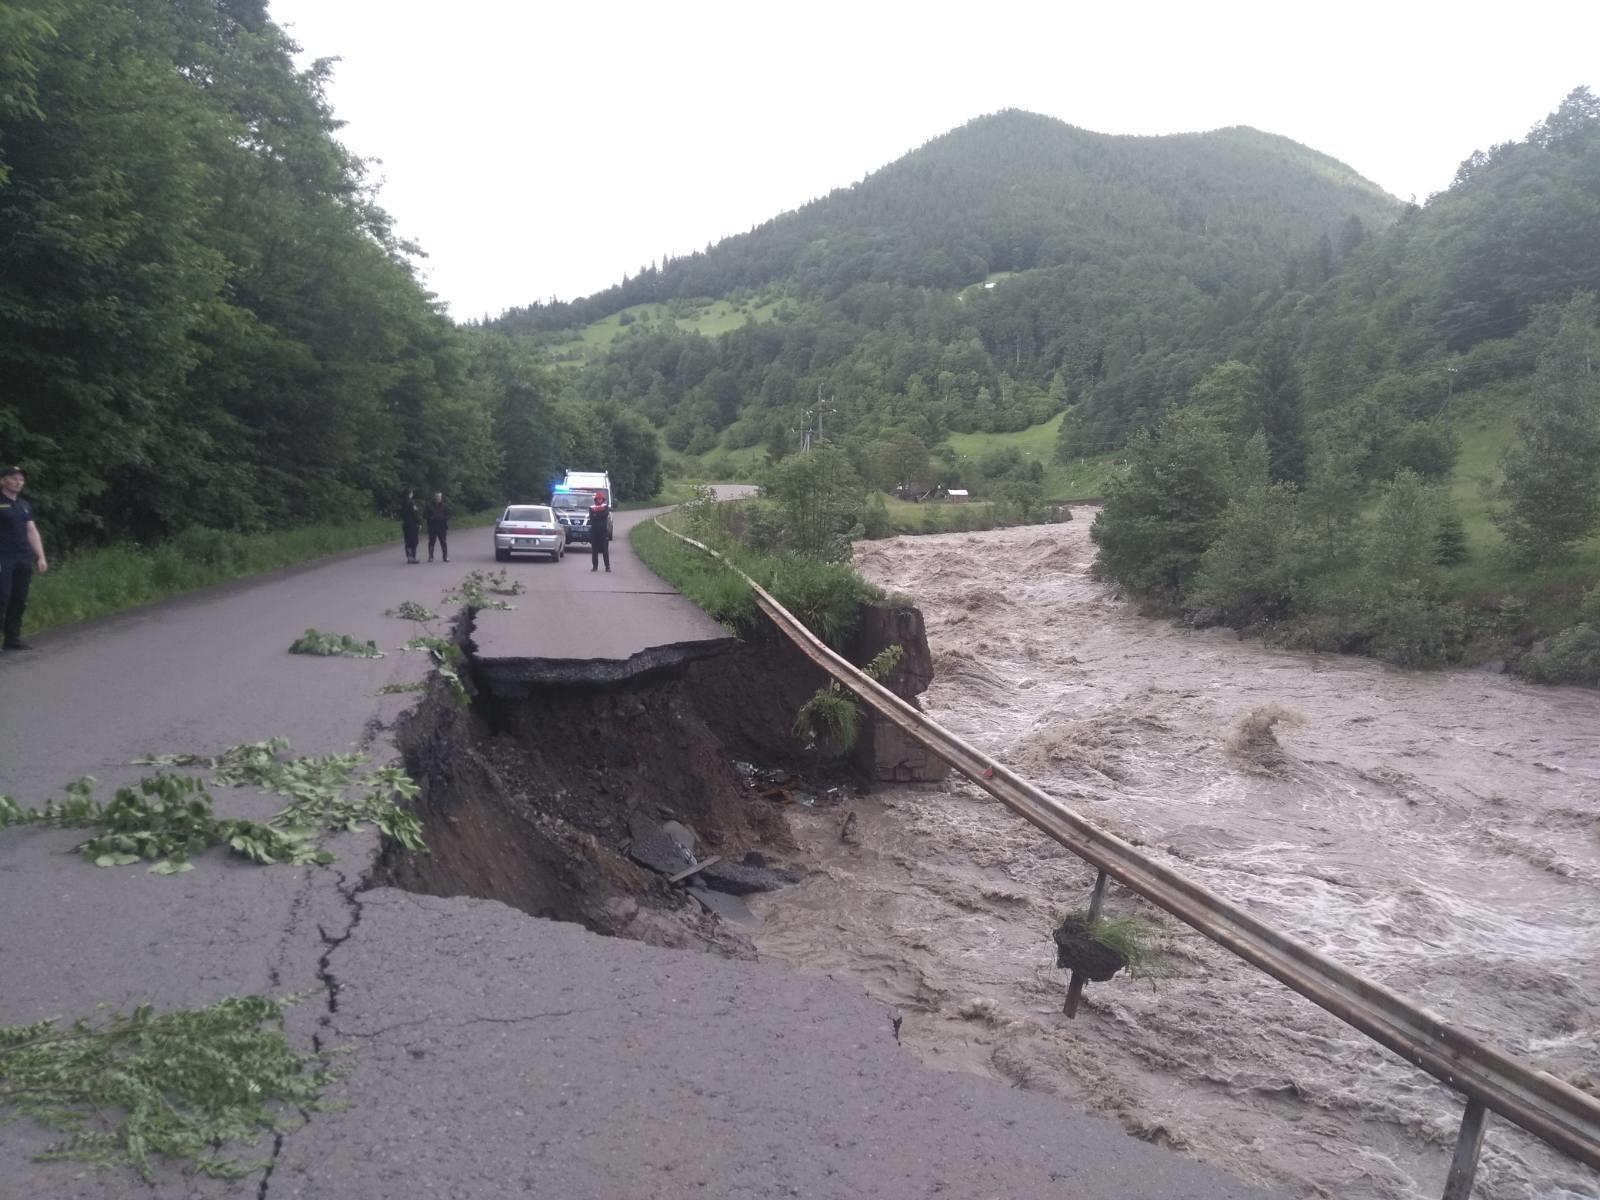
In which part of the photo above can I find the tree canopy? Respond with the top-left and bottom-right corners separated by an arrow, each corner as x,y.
0,0 -> 659,551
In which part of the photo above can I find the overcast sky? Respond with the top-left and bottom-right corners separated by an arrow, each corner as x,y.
267,0 -> 1599,322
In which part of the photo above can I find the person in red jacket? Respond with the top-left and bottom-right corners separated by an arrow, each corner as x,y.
588,491 -> 612,572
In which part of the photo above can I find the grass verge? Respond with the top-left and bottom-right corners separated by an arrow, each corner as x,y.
26,511 -> 496,634
631,518 -> 878,648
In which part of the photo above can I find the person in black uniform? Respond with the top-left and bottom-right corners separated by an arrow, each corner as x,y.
0,464 -> 49,651
424,490 -> 450,563
399,489 -> 420,564
588,491 -> 612,572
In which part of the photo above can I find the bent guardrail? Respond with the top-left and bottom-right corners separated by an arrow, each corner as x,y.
655,518 -> 1600,1198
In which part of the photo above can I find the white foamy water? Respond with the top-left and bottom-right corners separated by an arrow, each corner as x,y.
749,514 -> 1600,1200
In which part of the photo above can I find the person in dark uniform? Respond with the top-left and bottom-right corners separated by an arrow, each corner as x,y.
0,464 -> 48,651
399,489 -> 420,564
588,491 -> 612,572
424,490 -> 450,563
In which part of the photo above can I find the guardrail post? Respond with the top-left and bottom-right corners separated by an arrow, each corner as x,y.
1442,1098 -> 1488,1200
1063,869 -> 1109,1018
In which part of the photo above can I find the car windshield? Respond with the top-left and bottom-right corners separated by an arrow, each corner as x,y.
504,506 -> 554,523
551,493 -> 593,509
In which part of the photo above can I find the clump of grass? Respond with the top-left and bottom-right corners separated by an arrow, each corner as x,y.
1086,913 -> 1158,972
864,644 -> 903,681
289,629 -> 382,658
447,569 -> 521,610
2,741 -> 425,873
0,774 -> 330,873
794,684 -> 862,758
1224,703 -> 1305,774
385,601 -> 437,622
1056,910 -> 1164,979
631,521 -> 759,633
0,995 -> 338,1180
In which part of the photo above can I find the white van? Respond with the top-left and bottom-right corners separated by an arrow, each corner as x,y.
562,470 -> 611,496
551,470 -> 613,543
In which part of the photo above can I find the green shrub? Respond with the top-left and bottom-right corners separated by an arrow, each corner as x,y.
793,684 -> 862,757
1362,581 -> 1466,668
755,555 -> 876,648
862,493 -> 892,539
166,526 -> 245,570
1191,482 -> 1302,626
1516,623 -> 1600,685
1091,413 -> 1234,600
1434,511 -> 1469,565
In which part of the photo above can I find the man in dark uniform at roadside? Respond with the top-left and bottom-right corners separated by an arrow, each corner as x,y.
588,490 -> 612,572
424,490 -> 450,563
399,488 -> 421,564
0,464 -> 49,651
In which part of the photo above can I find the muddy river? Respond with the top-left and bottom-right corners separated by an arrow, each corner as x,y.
748,514 -> 1600,1200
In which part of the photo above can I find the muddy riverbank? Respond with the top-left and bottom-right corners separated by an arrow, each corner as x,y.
749,516 -> 1600,1200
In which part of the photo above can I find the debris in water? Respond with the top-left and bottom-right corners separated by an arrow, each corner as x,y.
839,810 -> 860,845
1224,703 -> 1305,775
1051,914 -> 1128,982
627,813 -> 697,876
956,997 -> 1008,1027
698,859 -> 801,896
687,886 -> 758,926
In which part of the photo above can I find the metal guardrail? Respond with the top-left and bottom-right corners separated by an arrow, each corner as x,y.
655,519 -> 1600,1197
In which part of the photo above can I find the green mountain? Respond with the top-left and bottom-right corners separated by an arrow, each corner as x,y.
500,109 -> 1399,333
509,92 -> 1600,676
494,110 -> 1405,461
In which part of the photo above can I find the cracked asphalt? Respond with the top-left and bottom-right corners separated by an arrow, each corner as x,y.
0,507 -> 1274,1199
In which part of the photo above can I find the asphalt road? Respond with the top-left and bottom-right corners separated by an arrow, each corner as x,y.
0,499 -> 1272,1199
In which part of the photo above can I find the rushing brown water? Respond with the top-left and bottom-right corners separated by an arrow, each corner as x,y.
749,514 -> 1600,1200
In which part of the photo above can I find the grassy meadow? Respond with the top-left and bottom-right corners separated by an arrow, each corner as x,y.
1438,399 -> 1600,624
545,295 -> 781,368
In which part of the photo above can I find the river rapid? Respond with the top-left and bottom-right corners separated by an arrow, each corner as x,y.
748,514 -> 1600,1200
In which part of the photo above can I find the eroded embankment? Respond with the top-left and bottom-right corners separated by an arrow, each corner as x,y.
376,614 -> 843,959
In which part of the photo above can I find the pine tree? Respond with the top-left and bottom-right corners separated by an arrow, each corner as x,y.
1496,294 -> 1600,565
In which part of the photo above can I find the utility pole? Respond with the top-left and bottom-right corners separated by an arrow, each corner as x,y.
813,384 -> 835,445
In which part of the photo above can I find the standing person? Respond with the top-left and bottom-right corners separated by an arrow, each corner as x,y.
588,490 -> 612,573
0,465 -> 48,651
399,489 -> 421,564
424,490 -> 450,563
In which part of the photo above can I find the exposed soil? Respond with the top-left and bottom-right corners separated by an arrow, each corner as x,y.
377,623 -> 838,959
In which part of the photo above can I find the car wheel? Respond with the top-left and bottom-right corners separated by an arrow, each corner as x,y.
495,548 -> 509,562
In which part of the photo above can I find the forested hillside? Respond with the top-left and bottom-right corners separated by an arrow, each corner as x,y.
508,90 -> 1600,677
0,0 -> 659,552
499,112 -> 1400,461
498,111 -> 1396,333
1085,88 -> 1600,676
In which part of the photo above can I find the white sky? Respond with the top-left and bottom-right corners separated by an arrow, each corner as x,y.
267,0 -> 1600,321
